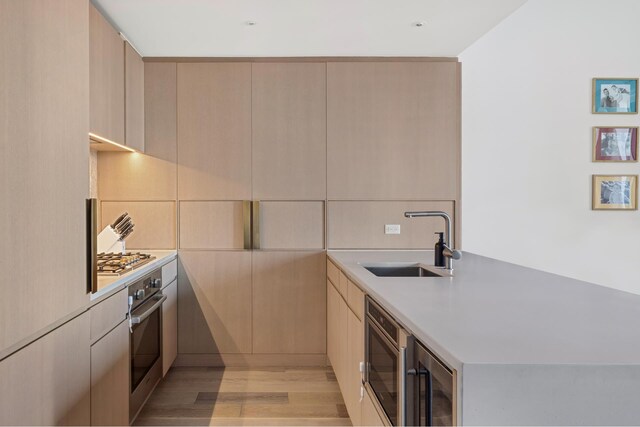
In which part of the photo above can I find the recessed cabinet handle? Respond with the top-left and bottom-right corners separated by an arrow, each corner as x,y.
252,201 -> 261,250
86,198 -> 97,294
243,201 -> 252,250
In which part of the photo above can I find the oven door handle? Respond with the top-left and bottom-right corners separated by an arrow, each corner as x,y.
130,294 -> 166,326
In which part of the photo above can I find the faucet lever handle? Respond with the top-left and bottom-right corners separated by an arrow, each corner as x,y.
443,245 -> 462,260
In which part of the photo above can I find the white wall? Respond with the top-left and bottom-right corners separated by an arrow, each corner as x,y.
460,0 -> 640,294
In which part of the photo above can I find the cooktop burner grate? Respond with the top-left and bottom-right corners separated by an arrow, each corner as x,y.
97,252 -> 155,276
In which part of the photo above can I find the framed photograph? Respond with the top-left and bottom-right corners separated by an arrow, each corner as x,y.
593,126 -> 638,162
592,78 -> 638,113
592,175 -> 638,210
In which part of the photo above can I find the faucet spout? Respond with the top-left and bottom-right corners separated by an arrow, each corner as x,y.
404,210 -> 461,272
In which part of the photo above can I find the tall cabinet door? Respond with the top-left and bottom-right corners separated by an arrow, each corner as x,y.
89,4 -> 125,144
0,0 -> 89,353
327,61 -> 460,200
252,62 -> 326,200
252,251 -> 326,354
177,63 -> 252,200
178,251 -> 252,355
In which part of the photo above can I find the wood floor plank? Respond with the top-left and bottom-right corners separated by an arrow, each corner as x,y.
240,403 -> 348,418
137,366 -> 351,426
134,417 -> 352,426
289,391 -> 345,405
196,392 -> 288,404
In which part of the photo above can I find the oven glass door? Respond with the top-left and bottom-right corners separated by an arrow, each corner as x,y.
130,299 -> 161,392
368,320 -> 398,425
417,348 -> 454,426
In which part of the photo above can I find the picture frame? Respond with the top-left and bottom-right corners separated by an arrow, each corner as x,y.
592,126 -> 638,162
592,175 -> 638,210
592,78 -> 638,114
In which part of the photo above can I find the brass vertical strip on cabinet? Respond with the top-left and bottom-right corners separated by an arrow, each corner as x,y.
86,198 -> 97,294
243,201 -> 252,250
252,201 -> 261,250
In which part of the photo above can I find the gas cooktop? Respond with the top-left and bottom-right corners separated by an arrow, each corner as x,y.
96,252 -> 155,276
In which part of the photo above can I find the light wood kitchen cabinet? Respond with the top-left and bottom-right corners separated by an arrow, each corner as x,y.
90,3 -> 125,145
362,387 -> 387,427
177,63 -> 252,200
346,308 -> 364,426
178,251 -> 252,354
145,62 -> 177,161
162,279 -> 178,376
252,251 -> 326,354
0,313 -> 90,426
327,61 -> 460,200
0,0 -> 89,354
327,257 -> 368,426
125,41 -> 145,152
91,320 -> 129,426
252,62 -> 327,200
327,280 -> 340,370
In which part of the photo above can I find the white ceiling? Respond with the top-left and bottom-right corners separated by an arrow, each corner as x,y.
93,0 -> 527,58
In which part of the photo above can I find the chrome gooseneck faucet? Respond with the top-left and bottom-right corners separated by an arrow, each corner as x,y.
404,210 -> 462,272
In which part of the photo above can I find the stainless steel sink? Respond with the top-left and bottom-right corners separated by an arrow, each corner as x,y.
364,265 -> 443,277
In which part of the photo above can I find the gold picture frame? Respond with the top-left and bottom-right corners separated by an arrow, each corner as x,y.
592,126 -> 638,162
592,175 -> 638,210
592,78 -> 638,114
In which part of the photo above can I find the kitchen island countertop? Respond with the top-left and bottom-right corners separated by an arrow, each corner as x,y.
328,250 -> 640,425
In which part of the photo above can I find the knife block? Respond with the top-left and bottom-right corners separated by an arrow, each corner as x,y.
97,225 -> 125,254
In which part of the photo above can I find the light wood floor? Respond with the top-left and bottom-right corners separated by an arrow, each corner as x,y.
134,366 -> 352,426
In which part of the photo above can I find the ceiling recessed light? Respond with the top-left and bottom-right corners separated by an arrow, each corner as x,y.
413,22 -> 425,27
246,21 -> 257,26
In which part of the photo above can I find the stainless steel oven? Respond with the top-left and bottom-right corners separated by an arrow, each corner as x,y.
365,296 -> 411,426
128,269 -> 165,422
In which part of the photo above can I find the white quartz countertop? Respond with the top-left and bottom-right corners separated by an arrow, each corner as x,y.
327,250 -> 640,368
91,250 -> 177,303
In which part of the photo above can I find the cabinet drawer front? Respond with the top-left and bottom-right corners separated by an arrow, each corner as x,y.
347,279 -> 365,320
327,259 -> 340,287
162,259 -> 177,288
90,288 -> 128,342
339,271 -> 349,298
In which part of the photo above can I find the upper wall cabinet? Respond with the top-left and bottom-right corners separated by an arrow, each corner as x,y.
177,63 -> 252,200
125,42 -> 144,152
252,63 -> 327,200
145,62 -> 177,161
327,62 -> 460,200
89,4 -> 125,145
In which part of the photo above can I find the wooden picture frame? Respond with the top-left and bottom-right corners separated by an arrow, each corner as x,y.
592,126 -> 638,162
592,175 -> 638,210
592,78 -> 638,114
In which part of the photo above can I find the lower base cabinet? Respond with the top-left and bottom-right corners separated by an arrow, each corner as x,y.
362,388 -> 387,427
162,280 -> 178,376
0,313 -> 91,426
91,320 -> 129,426
327,259 -> 368,426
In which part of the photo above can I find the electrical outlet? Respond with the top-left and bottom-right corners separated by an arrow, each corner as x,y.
385,224 -> 401,235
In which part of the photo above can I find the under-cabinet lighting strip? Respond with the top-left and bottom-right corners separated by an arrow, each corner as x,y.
88,133 -> 137,153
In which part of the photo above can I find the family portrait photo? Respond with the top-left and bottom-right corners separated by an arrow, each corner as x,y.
592,175 -> 638,210
593,126 -> 638,161
592,78 -> 638,113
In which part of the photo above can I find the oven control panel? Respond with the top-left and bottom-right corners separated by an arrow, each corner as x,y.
367,298 -> 399,344
128,269 -> 162,310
